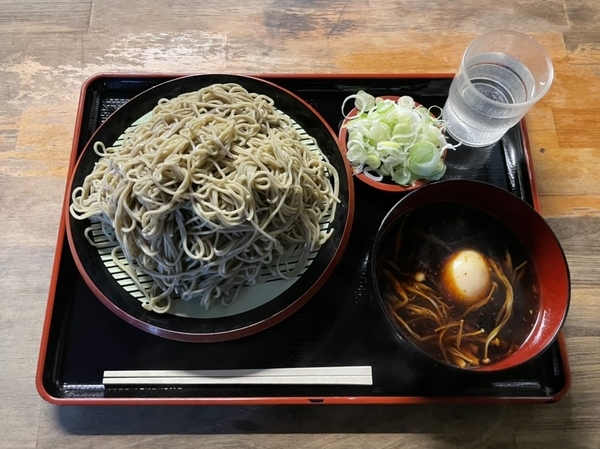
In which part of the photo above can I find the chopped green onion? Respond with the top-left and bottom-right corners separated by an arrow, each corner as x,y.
408,141 -> 440,177
342,91 -> 451,187
376,100 -> 395,114
370,123 -> 390,142
365,152 -> 381,169
398,96 -> 416,109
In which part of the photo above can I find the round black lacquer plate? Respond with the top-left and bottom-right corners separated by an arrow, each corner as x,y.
66,74 -> 355,342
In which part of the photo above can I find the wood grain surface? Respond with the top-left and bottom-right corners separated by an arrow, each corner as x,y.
1,0 -> 600,448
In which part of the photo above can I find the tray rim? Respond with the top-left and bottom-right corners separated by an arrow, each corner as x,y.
36,72 -> 571,406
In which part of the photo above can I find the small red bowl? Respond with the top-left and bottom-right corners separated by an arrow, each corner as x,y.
339,95 -> 438,193
371,180 -> 570,372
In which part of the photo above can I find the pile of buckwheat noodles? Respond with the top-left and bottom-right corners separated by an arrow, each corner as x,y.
70,83 -> 339,314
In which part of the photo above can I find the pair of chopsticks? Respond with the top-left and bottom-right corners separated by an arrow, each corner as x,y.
103,366 -> 373,386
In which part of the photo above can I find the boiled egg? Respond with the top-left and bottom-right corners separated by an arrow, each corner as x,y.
441,250 -> 491,305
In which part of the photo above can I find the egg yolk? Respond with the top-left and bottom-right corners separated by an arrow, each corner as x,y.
441,250 -> 491,305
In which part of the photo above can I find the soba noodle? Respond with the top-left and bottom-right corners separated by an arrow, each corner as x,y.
70,83 -> 340,313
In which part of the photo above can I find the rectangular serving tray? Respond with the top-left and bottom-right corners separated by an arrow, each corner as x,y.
36,73 -> 571,405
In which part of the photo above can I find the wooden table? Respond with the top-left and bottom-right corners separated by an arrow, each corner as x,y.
1,1 -> 599,447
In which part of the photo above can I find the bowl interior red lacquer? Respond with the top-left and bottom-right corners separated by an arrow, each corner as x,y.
371,179 -> 570,372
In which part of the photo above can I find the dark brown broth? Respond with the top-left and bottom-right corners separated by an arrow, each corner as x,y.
378,202 -> 540,367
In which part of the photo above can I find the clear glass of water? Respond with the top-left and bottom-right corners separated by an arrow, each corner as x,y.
442,31 -> 554,147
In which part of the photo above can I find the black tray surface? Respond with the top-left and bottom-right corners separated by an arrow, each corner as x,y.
40,74 -> 568,402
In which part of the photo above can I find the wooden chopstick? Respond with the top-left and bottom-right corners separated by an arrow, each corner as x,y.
103,366 -> 373,385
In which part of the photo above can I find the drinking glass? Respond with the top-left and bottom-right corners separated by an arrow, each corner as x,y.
442,31 -> 554,147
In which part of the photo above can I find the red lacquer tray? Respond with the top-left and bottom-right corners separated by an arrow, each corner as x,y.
36,73 -> 570,405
